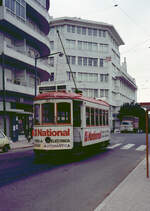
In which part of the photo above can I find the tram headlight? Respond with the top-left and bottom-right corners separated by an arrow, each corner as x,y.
45,137 -> 52,143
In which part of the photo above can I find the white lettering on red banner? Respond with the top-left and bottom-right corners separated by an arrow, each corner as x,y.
32,129 -> 70,137
84,131 -> 101,142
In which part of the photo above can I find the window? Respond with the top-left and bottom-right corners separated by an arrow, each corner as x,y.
96,109 -> 99,126
100,74 -> 108,82
86,107 -> 90,126
88,28 -> 92,36
66,39 -> 76,49
42,103 -> 55,124
103,30 -> 106,37
88,42 -> 92,51
57,102 -> 71,124
99,30 -> 101,37
88,58 -> 92,66
71,56 -> 76,65
67,56 -> 76,65
5,0 -> 26,19
83,41 -> 88,50
72,26 -> 75,33
99,44 -> 108,53
49,57 -> 54,67
50,41 -> 54,50
83,57 -> 87,66
67,72 -> 76,81
100,58 -> 104,67
99,110 -> 102,125
67,25 -> 71,32
67,25 -> 75,33
93,58 -> 98,67
93,29 -> 97,36
78,57 -> 82,66
82,27 -> 86,35
91,108 -> 95,125
78,41 -> 82,50
77,26 -> 81,34
93,43 -> 98,51
34,104 -> 40,125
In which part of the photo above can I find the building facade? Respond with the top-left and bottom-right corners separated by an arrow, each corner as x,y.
0,0 -> 50,140
45,17 -> 137,130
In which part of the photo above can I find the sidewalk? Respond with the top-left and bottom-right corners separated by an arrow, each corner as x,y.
95,157 -> 150,211
10,139 -> 33,150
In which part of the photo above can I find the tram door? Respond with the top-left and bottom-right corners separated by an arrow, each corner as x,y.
73,101 -> 82,143
73,101 -> 82,127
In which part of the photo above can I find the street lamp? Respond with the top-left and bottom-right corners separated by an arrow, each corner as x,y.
1,52 -> 7,134
34,52 -> 63,96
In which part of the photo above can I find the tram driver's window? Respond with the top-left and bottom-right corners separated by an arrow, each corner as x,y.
34,104 -> 40,125
57,102 -> 71,124
42,103 -> 54,124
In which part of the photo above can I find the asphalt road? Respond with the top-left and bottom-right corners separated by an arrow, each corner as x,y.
0,133 -> 146,211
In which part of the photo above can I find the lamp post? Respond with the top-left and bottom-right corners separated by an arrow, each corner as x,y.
1,52 -> 7,134
34,52 -> 63,96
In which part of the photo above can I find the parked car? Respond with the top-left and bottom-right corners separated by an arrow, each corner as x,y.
0,129 -> 11,152
114,128 -> 120,133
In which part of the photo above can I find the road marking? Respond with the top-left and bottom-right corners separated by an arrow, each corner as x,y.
136,145 -> 146,151
120,144 -> 135,150
107,143 -> 122,149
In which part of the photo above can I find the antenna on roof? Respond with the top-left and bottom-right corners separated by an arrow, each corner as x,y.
56,30 -> 82,94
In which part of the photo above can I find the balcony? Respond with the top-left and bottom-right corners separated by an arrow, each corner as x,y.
4,79 -> 34,96
1,41 -> 50,73
0,7 -> 50,50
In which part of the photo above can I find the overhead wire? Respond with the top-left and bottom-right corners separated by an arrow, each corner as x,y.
113,4 -> 150,55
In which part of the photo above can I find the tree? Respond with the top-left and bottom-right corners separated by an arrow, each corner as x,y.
118,102 -> 146,131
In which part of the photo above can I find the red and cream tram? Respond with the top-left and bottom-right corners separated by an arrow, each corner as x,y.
33,91 -> 110,157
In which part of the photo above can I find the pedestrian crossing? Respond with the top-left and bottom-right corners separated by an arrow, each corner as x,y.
108,143 -> 146,151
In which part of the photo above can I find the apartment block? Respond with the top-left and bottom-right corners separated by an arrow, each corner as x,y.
0,0 -> 50,140
43,17 -> 137,130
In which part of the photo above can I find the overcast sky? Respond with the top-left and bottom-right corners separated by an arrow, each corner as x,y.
49,0 -> 150,102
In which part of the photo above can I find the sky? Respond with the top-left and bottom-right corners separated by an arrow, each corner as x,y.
49,0 -> 150,102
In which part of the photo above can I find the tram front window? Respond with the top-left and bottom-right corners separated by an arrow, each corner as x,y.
57,102 -> 71,124
34,104 -> 40,125
42,103 -> 54,124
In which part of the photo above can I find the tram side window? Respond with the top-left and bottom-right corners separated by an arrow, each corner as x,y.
106,111 -> 109,125
96,109 -> 99,126
91,108 -> 95,125
34,104 -> 40,125
42,103 -> 54,124
86,107 -> 90,126
57,103 -> 71,124
99,109 -> 102,126
103,110 -> 106,125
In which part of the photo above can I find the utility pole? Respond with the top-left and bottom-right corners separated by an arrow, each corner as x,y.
2,52 -> 7,134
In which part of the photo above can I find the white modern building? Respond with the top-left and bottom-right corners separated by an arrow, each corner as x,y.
0,0 -> 51,140
40,17 -> 137,130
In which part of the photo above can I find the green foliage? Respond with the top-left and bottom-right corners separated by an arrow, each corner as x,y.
118,102 -> 146,130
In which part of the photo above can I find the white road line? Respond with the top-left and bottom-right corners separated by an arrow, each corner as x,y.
107,143 -> 122,149
136,145 -> 146,151
121,144 -> 135,150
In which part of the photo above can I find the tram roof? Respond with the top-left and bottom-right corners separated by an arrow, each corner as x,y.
34,92 -> 109,107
